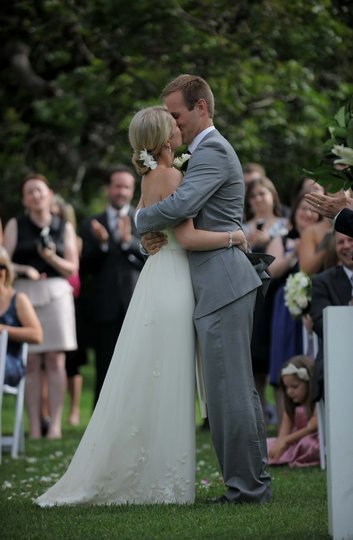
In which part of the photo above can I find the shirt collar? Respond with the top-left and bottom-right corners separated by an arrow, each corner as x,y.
107,204 -> 130,219
188,126 -> 215,154
342,266 -> 353,282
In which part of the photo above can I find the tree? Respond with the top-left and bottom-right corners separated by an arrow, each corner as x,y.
1,0 -> 353,223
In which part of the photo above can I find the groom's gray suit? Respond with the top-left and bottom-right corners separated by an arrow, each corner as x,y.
137,128 -> 271,502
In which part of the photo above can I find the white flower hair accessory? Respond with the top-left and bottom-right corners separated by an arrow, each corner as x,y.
173,153 -> 191,171
281,363 -> 310,381
139,149 -> 157,170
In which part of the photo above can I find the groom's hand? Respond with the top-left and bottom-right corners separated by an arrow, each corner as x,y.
141,231 -> 168,255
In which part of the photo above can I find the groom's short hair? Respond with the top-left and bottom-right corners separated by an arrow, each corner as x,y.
161,74 -> 214,118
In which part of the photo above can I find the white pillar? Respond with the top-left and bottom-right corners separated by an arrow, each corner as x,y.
324,306 -> 353,540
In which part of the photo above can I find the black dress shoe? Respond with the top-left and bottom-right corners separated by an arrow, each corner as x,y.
208,491 -> 272,505
201,418 -> 209,431
207,495 -> 237,505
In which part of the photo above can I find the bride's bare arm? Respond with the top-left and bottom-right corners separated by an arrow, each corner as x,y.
141,169 -> 247,253
175,219 -> 248,252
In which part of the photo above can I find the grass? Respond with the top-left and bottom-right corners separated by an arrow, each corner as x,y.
1,358 -> 329,540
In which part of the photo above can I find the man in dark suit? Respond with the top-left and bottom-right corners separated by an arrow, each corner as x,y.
310,230 -> 353,401
79,165 -> 144,404
305,190 -> 353,237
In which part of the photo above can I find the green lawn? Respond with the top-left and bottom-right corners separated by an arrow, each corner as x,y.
1,358 -> 329,540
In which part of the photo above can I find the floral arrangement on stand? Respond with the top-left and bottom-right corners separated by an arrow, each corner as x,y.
284,271 -> 312,319
304,94 -> 353,191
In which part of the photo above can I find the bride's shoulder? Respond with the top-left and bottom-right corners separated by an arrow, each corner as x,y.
141,166 -> 182,200
155,166 -> 182,188
164,167 -> 183,192
165,166 -> 183,179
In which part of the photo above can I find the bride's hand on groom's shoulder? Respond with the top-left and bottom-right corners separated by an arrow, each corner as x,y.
141,231 -> 168,255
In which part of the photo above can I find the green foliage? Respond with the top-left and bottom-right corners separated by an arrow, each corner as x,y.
1,0 -> 353,223
303,95 -> 353,191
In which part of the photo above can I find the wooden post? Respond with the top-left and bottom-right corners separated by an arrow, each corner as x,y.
324,306 -> 353,540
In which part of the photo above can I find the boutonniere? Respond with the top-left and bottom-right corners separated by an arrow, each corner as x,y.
173,153 -> 191,172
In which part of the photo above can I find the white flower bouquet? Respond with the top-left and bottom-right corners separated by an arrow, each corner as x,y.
284,271 -> 312,319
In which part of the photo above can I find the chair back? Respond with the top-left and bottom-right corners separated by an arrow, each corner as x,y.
0,332 -> 28,461
0,330 -> 8,387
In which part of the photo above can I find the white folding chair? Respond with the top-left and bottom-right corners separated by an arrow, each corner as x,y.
303,326 -> 326,469
0,330 -> 9,464
0,331 -> 28,462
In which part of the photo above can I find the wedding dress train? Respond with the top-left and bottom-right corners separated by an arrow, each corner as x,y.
36,231 -> 196,506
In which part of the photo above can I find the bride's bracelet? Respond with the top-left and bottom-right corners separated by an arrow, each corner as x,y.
227,231 -> 233,249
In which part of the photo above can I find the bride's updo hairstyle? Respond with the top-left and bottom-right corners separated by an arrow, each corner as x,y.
129,106 -> 173,176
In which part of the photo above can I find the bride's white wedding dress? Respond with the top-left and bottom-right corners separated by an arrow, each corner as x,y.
36,230 -> 196,506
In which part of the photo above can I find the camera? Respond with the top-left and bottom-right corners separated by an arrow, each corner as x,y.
256,219 -> 265,231
39,226 -> 52,249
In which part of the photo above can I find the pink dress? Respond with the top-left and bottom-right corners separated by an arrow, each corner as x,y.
267,406 -> 320,468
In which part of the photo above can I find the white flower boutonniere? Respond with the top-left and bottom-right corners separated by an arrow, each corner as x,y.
139,149 -> 157,170
173,153 -> 191,171
284,271 -> 312,319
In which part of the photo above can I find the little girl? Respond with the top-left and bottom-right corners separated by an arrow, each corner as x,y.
267,355 -> 320,467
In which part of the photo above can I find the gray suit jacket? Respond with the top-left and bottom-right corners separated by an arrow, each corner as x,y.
310,265 -> 352,401
137,129 -> 261,318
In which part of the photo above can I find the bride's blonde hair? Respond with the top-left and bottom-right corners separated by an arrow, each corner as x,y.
129,106 -> 173,176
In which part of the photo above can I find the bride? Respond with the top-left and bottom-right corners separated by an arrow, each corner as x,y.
36,106 -> 246,506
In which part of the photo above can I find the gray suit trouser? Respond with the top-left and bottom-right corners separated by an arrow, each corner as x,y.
195,288 -> 271,502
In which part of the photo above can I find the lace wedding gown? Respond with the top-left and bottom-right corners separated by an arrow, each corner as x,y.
36,230 -> 196,506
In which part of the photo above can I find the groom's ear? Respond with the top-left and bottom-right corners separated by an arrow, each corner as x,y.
196,99 -> 208,116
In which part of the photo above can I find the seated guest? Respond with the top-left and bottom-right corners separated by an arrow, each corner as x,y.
310,231 -> 353,401
0,247 -> 42,386
267,355 -> 320,468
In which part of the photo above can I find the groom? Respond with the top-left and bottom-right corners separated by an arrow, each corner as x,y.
137,74 -> 271,504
